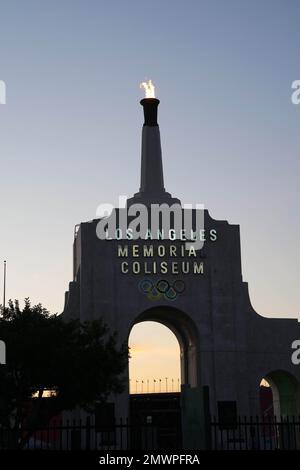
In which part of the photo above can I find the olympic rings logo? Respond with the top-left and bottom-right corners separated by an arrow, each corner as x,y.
138,278 -> 186,302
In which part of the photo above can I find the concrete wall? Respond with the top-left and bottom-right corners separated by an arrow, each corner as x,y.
63,208 -> 300,420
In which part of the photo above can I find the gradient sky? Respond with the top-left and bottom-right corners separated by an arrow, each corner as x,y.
1,1 -> 300,385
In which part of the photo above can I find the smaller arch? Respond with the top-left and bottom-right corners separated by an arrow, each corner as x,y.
261,370 -> 300,418
129,306 -> 200,388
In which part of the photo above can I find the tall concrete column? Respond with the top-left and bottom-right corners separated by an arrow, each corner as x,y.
127,97 -> 180,207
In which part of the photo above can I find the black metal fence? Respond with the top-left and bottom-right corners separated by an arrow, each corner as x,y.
210,416 -> 300,450
0,417 -> 180,450
1,415 -> 300,450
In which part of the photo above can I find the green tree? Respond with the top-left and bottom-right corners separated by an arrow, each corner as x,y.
0,299 -> 128,447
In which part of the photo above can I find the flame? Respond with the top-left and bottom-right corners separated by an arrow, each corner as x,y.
140,79 -> 155,98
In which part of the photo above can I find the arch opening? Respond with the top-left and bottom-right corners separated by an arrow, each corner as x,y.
260,371 -> 300,418
129,321 -> 180,394
128,306 -> 199,393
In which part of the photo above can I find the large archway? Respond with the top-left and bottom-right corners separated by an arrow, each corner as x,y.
127,306 -> 200,449
129,321 -> 181,394
128,306 -> 200,389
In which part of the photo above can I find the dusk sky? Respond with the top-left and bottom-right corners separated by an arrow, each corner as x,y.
1,1 -> 300,386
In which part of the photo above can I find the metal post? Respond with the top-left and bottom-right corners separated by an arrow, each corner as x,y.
3,260 -> 6,311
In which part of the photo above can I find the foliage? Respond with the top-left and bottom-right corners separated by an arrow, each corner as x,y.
0,299 -> 127,438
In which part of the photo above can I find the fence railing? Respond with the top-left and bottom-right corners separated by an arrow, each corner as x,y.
0,417 -> 180,451
1,415 -> 300,450
210,416 -> 300,450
